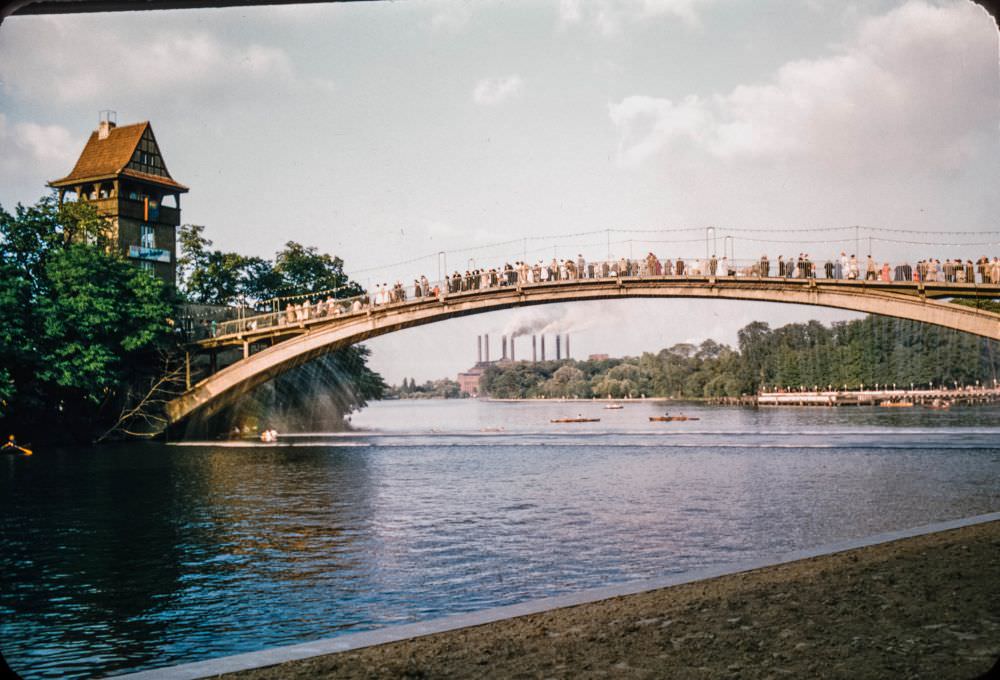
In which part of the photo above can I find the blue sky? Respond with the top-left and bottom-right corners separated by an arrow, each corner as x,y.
1,0 -> 998,382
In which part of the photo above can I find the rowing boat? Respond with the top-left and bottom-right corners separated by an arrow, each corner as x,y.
649,415 -> 700,422
551,418 -> 601,423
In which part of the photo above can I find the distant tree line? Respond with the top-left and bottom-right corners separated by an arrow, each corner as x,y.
480,317 -> 1000,399
387,378 -> 463,399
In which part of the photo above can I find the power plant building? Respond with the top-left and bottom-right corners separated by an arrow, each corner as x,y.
457,333 -> 570,396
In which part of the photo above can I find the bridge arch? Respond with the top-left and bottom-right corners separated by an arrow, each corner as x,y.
167,277 -> 1000,426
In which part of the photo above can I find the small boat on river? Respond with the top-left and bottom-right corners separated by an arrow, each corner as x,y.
879,400 -> 914,408
604,404 -> 624,410
649,414 -> 700,422
2,436 -> 32,455
551,417 -> 601,423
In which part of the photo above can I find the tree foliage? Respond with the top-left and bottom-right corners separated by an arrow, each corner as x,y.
0,197 -> 176,439
177,225 -> 384,433
388,377 -> 462,399
177,225 -> 362,308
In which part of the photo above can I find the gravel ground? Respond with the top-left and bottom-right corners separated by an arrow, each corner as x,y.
224,521 -> 1000,679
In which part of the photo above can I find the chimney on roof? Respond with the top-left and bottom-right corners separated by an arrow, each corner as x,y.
98,110 -> 117,140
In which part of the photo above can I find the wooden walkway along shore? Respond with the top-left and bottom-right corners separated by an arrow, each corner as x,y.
711,386 -> 1000,407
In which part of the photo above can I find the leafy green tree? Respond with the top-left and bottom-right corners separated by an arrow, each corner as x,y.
38,243 -> 172,398
1,197 -> 176,440
273,241 -> 361,298
177,230 -> 363,309
541,365 -> 590,398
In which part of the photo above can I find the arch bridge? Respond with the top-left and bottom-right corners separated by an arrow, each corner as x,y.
167,275 -> 1000,426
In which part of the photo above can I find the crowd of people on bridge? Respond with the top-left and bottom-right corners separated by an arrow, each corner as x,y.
365,252 -> 1000,304
209,250 -> 1000,338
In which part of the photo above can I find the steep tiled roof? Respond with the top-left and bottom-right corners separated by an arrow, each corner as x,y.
49,122 -> 188,192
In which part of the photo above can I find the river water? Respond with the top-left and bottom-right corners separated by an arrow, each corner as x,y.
2,400 -> 999,678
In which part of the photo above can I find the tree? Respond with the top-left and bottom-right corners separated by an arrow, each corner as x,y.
38,244 -> 173,398
273,241 -> 362,298
541,365 -> 590,398
177,230 -> 365,309
0,197 -> 177,440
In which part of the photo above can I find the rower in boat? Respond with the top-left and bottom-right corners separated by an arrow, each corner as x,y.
551,414 -> 601,423
2,435 -> 32,456
649,413 -> 700,422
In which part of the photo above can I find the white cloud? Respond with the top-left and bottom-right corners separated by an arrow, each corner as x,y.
609,0 -> 999,172
608,95 -> 710,166
0,16 -> 325,109
428,0 -> 474,32
0,114 -> 77,183
472,75 -> 524,106
559,0 -> 713,35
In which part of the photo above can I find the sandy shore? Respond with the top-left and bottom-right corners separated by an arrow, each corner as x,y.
226,521 -> 1000,679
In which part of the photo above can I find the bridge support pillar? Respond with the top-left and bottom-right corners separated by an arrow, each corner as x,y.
185,351 -> 191,390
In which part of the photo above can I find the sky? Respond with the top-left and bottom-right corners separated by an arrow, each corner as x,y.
1,0 -> 998,383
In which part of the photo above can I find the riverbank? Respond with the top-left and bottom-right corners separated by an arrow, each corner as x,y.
224,520 -> 999,679
482,396 -> 674,402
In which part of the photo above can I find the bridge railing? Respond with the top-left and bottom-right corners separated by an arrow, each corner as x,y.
206,256 -> 1000,342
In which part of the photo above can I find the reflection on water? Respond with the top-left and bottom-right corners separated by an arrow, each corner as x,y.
2,401 -> 999,678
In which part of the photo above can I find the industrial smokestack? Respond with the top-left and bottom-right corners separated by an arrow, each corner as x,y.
502,335 -> 508,360
532,335 -> 537,363
565,334 -> 570,359
477,335 -> 482,364
556,334 -> 562,361
510,335 -> 515,362
485,335 -> 490,363
541,335 -> 546,361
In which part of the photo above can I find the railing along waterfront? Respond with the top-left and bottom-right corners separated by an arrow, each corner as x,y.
756,386 -> 1000,406
203,255 -> 1000,343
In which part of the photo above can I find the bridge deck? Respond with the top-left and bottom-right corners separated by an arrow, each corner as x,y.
166,274 -> 1000,427
194,275 -> 1000,350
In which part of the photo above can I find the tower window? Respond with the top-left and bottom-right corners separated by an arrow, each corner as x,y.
141,224 -> 155,249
